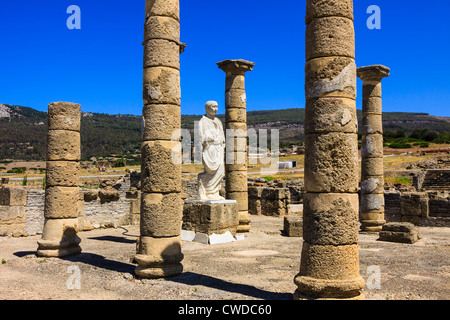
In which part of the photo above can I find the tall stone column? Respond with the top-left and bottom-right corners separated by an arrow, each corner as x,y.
217,59 -> 255,233
357,65 -> 390,232
135,0 -> 184,278
294,0 -> 365,299
37,102 -> 82,257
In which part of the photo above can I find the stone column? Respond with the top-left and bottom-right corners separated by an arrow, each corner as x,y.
37,102 -> 82,257
357,65 -> 390,232
135,0 -> 184,278
217,59 -> 255,233
294,0 -> 365,299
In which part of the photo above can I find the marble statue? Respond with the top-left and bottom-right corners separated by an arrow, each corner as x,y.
198,101 -> 226,201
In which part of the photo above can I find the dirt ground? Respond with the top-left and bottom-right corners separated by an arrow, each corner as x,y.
0,215 -> 448,301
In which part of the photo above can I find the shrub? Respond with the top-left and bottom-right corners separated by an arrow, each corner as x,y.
422,131 -> 438,142
114,158 -> 126,167
7,167 -> 26,174
388,142 -> 412,149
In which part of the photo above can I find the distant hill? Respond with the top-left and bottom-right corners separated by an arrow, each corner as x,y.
183,108 -> 450,145
0,104 -> 142,161
0,103 -> 449,160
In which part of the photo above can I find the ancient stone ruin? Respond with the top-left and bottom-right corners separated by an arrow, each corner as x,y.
37,102 -> 82,257
135,0 -> 184,279
217,59 -> 255,233
293,0 -> 365,300
378,222 -> 421,244
358,65 -> 390,232
0,187 -> 27,237
1,0 -> 450,302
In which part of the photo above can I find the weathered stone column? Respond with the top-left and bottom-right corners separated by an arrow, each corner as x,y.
294,0 -> 365,299
217,59 -> 255,233
135,0 -> 184,278
357,65 -> 390,232
37,102 -> 82,257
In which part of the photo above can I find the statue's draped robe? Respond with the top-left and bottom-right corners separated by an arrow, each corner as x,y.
198,116 -> 225,200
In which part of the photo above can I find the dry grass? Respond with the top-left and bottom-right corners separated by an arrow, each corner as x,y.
383,153 -> 436,170
384,177 -> 413,186
1,149 -> 447,184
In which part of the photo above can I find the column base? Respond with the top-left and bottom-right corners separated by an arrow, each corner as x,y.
135,263 -> 183,279
293,275 -> 365,300
293,242 -> 365,299
237,211 -> 251,233
37,238 -> 82,258
37,218 -> 82,257
360,219 -> 386,233
134,235 -> 184,279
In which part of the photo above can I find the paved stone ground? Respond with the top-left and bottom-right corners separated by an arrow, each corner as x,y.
0,216 -> 448,300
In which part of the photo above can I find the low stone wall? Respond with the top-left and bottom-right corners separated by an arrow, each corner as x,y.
4,173 -> 448,237
429,197 -> 450,218
0,175 -> 140,237
80,189 -> 135,231
24,189 -> 45,236
421,169 -> 450,191
384,190 -> 450,227
248,186 -> 291,216
0,187 -> 28,236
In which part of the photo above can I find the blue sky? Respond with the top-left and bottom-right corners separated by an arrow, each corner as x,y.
0,1 -> 449,116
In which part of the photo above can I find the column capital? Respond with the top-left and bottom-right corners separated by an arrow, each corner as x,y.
217,59 -> 255,74
357,65 -> 390,81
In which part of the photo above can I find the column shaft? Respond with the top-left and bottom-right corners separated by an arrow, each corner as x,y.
37,102 -> 81,258
294,0 -> 365,299
357,65 -> 390,232
136,0 -> 184,279
217,59 -> 255,233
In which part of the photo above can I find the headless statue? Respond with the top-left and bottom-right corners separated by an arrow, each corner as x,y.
198,101 -> 225,201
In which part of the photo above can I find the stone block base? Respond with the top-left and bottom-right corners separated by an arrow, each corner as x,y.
360,211 -> 386,233
182,200 -> 239,236
237,210 -> 251,233
134,235 -> 183,279
283,215 -> 303,237
378,222 -> 421,244
36,218 -> 81,257
293,243 -> 365,299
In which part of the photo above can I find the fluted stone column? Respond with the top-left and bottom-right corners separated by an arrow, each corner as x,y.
357,65 -> 390,232
217,59 -> 255,233
294,0 -> 365,299
135,0 -> 184,278
37,102 -> 81,257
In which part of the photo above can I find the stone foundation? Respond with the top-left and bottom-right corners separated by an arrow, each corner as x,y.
283,215 -> 303,237
0,187 -> 27,236
0,175 -> 139,237
384,190 -> 450,227
248,186 -> 291,216
378,222 -> 421,244
182,200 -> 239,236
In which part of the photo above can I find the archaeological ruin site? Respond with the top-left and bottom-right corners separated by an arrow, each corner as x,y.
0,0 -> 449,303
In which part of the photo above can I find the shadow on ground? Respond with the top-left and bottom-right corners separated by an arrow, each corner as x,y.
170,272 -> 293,300
13,250 -> 291,300
87,235 -> 136,244
62,252 -> 136,273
